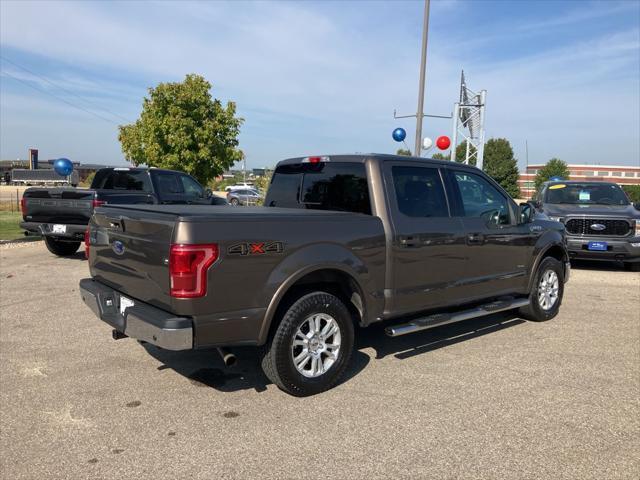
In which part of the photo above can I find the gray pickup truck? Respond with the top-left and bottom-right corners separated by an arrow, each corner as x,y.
533,181 -> 640,270
80,154 -> 569,396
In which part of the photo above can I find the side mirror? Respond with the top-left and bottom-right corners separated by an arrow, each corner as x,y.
205,188 -> 213,198
518,202 -> 534,224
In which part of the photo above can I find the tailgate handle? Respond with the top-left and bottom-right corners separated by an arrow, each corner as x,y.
105,216 -> 125,232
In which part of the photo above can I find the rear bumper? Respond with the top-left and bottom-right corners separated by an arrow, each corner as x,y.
20,221 -> 86,240
79,278 -> 193,351
567,236 -> 640,263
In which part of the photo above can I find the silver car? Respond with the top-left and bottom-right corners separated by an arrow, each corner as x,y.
226,189 -> 262,206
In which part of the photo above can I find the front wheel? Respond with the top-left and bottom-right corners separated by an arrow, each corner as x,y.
230,198 -> 239,206
44,236 -> 81,257
519,257 -> 564,322
260,291 -> 354,396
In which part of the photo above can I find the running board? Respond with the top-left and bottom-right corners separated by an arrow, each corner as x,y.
385,298 -> 530,337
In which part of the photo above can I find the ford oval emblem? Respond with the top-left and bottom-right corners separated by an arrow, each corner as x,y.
112,240 -> 125,255
590,223 -> 606,231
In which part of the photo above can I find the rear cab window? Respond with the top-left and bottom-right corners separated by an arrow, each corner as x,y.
93,169 -> 151,191
265,162 -> 371,215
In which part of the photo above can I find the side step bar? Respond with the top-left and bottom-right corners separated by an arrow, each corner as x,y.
385,297 -> 530,337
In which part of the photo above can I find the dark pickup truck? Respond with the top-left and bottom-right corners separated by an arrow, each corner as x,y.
80,154 -> 569,396
21,167 -> 226,256
533,181 -> 640,270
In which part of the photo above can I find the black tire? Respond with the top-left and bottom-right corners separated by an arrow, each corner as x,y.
230,198 -> 239,206
624,262 -> 640,272
44,236 -> 81,257
260,291 -> 354,396
519,257 -> 564,322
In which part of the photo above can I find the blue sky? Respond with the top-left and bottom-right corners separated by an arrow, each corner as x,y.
1,0 -> 639,169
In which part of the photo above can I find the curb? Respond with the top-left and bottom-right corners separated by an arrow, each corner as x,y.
0,236 -> 42,245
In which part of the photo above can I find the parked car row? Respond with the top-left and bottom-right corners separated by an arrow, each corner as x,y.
18,154 -> 640,397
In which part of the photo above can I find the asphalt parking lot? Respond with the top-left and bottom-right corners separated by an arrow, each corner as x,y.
1,242 -> 638,479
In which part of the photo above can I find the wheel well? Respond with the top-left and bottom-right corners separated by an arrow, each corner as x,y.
267,269 -> 365,340
543,245 -> 567,263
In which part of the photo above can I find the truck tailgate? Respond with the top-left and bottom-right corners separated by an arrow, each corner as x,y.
89,207 -> 177,311
23,188 -> 94,224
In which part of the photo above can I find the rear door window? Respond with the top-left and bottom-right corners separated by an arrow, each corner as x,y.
391,166 -> 449,217
154,172 -> 183,194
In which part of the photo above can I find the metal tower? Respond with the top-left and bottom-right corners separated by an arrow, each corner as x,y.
450,71 -> 486,169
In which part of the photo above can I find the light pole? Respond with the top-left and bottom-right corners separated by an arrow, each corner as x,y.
414,0 -> 430,156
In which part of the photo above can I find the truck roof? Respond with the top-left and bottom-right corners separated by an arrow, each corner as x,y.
543,180 -> 622,186
275,153 -> 480,170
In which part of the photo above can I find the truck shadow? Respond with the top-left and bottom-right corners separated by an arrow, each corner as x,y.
143,311 -> 525,394
569,259 -> 628,272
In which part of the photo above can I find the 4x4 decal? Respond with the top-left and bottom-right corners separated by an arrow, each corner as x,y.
228,241 -> 284,256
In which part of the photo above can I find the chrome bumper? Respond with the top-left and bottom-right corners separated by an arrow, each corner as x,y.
79,278 -> 193,351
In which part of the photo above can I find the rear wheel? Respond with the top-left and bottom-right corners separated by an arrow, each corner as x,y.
624,262 -> 640,272
260,291 -> 354,396
519,257 -> 564,322
44,236 -> 81,257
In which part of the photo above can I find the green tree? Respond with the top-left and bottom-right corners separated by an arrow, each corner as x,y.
454,141 -> 477,165
396,148 -> 411,156
534,158 -> 570,191
119,74 -> 243,185
252,170 -> 273,194
483,138 -> 520,198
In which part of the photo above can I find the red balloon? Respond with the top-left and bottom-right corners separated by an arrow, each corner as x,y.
436,136 -> 451,150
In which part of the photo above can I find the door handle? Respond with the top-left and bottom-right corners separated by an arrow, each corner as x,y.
399,236 -> 418,248
466,233 -> 484,245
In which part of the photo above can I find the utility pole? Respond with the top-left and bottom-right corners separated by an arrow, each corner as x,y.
414,0 -> 431,157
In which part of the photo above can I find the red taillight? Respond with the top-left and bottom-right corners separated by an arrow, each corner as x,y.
20,197 -> 27,216
84,229 -> 90,259
92,199 -> 106,208
169,244 -> 218,298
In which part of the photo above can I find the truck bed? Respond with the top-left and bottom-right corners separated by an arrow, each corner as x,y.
88,204 -> 386,346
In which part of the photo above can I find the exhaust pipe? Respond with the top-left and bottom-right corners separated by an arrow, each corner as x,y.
216,347 -> 237,367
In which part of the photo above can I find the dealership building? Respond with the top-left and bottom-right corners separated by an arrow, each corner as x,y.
519,164 -> 640,198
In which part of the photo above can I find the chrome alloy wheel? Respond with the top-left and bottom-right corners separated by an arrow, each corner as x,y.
291,313 -> 342,378
538,270 -> 560,311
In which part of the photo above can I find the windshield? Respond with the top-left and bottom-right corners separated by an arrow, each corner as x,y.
544,183 -> 629,205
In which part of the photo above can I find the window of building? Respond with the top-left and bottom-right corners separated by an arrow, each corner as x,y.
611,171 -> 622,177
624,172 -> 636,177
597,171 -> 609,177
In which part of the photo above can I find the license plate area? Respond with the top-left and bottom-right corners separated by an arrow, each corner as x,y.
51,224 -> 66,234
587,241 -> 608,251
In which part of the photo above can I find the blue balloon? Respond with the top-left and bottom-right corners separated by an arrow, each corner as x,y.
53,158 -> 74,176
392,127 -> 407,142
